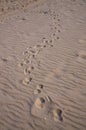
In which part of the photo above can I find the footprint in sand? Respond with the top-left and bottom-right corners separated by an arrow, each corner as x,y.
18,38 -> 55,86
31,94 -> 53,120
18,62 -> 24,67
24,58 -> 32,64
76,50 -> 86,63
34,84 -> 44,95
31,94 -> 63,122
18,43 -> 48,85
19,41 -> 51,67
18,43 -> 64,122
18,58 -> 32,68
42,37 -> 53,47
22,77 -> 32,86
34,97 -> 47,109
24,66 -> 34,75
52,108 -> 63,122
23,49 -> 29,56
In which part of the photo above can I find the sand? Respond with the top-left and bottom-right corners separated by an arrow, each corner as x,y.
0,0 -> 86,130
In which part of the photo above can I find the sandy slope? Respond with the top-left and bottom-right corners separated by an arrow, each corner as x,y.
0,0 -> 86,130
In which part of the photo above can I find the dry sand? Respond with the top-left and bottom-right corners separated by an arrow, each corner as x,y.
0,0 -> 86,130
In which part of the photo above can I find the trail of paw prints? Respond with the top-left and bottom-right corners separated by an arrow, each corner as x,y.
48,3 -> 61,41
53,13 -> 61,41
41,37 -> 54,48
31,84 -> 64,123
18,41 -> 54,86
22,77 -> 32,86
18,38 -> 63,123
18,45 -> 44,85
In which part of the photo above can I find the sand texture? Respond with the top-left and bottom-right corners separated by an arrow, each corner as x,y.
0,0 -> 86,130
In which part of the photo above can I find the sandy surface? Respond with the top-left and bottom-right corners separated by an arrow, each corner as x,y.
0,0 -> 86,130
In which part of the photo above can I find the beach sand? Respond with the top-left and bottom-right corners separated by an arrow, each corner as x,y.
0,0 -> 86,130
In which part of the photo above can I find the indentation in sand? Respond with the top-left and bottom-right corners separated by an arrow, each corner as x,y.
34,84 -> 44,95
31,94 -> 53,120
22,77 -> 32,85
52,108 -> 63,122
24,66 -> 34,75
31,93 -> 63,122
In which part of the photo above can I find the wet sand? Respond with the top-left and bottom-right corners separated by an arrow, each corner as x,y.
0,0 -> 86,130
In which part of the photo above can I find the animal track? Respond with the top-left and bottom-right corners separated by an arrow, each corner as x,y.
31,93 -> 52,118
32,82 -> 64,122
22,77 -> 32,86
34,84 -> 44,95
52,108 -> 63,122
17,5 -> 63,123
18,38 -> 54,85
24,66 -> 34,75
18,62 -> 24,67
31,92 -> 63,122
34,97 -> 46,109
